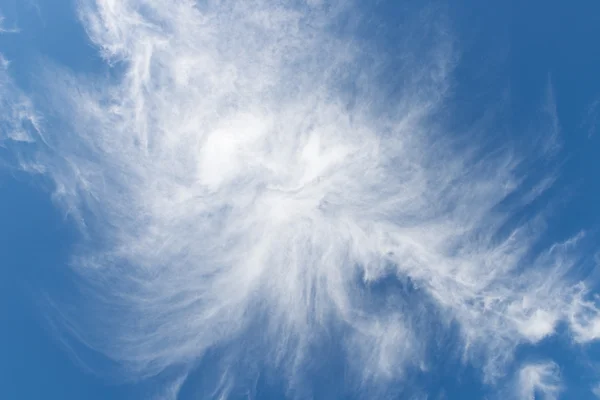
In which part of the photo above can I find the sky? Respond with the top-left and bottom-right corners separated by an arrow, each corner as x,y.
1,1 -> 600,399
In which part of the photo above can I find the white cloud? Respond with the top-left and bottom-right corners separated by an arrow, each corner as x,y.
2,0 -> 600,397
0,58 -> 43,147
517,362 -> 561,400
568,284 -> 600,342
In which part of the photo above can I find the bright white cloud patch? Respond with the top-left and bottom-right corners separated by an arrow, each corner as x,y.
517,362 -> 562,400
1,0 -> 599,398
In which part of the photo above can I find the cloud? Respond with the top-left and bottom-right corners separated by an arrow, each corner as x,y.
0,10 -> 20,34
516,362 -> 561,400
0,57 -> 45,170
2,0 -> 600,397
593,383 -> 600,398
583,99 -> 600,138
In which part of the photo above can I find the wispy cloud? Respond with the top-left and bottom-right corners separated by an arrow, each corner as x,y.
516,362 -> 561,400
0,58 -> 44,163
0,12 -> 20,34
2,0 -> 599,397
583,99 -> 600,138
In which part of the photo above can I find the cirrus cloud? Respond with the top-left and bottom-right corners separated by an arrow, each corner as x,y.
1,0 -> 599,398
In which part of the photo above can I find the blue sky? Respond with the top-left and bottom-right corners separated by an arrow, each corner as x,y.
1,1 -> 600,399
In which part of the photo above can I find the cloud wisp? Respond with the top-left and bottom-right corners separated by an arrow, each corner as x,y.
516,362 -> 562,400
2,0 -> 600,397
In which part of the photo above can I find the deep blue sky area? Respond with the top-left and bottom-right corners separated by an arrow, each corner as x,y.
1,0 -> 600,399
